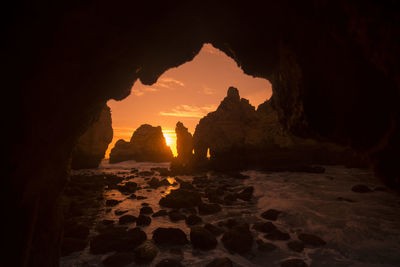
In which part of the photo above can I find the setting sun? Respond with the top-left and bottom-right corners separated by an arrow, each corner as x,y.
162,129 -> 177,157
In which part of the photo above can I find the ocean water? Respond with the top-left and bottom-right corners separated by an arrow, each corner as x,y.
61,160 -> 400,267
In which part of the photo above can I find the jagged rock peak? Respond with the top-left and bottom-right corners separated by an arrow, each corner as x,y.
226,86 -> 240,101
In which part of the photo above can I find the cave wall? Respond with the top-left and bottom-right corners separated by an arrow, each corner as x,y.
3,1 -> 399,266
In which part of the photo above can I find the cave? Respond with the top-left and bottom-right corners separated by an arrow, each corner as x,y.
4,1 -> 400,266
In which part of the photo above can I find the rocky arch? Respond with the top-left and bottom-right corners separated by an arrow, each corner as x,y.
4,1 -> 399,266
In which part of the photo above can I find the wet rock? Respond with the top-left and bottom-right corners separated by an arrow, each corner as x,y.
118,181 -> 137,193
206,257 -> 233,267
190,226 -> 217,250
168,210 -> 186,222
134,240 -> 159,264
140,206 -> 154,215
198,202 -> 222,215
90,227 -> 146,254
204,223 -> 225,236
221,223 -> 253,254
237,186 -> 254,201
265,229 -> 290,241
106,199 -> 121,207
119,215 -> 137,225
256,239 -> 277,253
155,259 -> 184,267
280,258 -> 308,267
298,233 -> 326,247
115,210 -> 128,216
252,221 -> 277,233
152,210 -> 168,217
148,177 -> 161,188
102,252 -> 135,267
138,170 -> 155,176
160,178 -> 172,186
287,240 -> 304,252
185,214 -> 202,225
351,184 -> 373,193
61,237 -> 88,256
128,194 -> 137,199
151,167 -> 171,176
137,196 -> 147,200
152,227 -> 188,246
137,215 -> 151,226
159,189 -> 202,208
261,209 -> 282,221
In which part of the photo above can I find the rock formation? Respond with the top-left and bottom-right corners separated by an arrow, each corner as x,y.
193,87 -> 366,170
109,124 -> 173,163
71,104 -> 113,169
175,121 -> 193,163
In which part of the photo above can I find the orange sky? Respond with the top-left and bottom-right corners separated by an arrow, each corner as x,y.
106,43 -> 272,157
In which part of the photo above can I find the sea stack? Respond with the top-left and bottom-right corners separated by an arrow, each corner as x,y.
109,124 -> 173,163
175,121 -> 193,164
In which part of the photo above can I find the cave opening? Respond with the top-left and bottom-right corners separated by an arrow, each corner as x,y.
103,43 -> 272,165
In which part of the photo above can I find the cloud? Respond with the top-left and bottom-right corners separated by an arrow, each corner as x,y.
160,104 -> 217,118
202,86 -> 216,95
131,77 -> 184,96
131,86 -> 158,96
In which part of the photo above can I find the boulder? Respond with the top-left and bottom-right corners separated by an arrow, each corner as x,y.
185,214 -> 202,226
140,206 -> 154,215
136,215 -> 151,226
265,229 -> 290,241
152,210 -> 168,217
119,215 -> 137,225
152,227 -> 188,246
90,227 -> 146,254
168,210 -> 186,222
298,233 -> 326,247
252,222 -> 277,233
237,186 -> 254,201
190,226 -> 217,250
159,189 -> 202,208
71,104 -> 113,169
204,223 -> 225,236
287,240 -> 305,252
134,240 -> 159,264
110,124 -> 173,163
221,223 -> 253,254
261,209 -> 282,221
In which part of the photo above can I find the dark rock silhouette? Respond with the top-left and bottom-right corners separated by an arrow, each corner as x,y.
192,87 -> 366,171
109,124 -> 173,163
71,104 -> 113,169
175,121 -> 193,163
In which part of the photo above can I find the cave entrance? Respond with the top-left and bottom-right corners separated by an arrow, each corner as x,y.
105,43 -> 272,162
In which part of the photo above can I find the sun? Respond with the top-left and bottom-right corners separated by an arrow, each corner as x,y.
162,130 -> 177,157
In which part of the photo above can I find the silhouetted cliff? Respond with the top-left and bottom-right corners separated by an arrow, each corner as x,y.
71,104 -> 113,169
